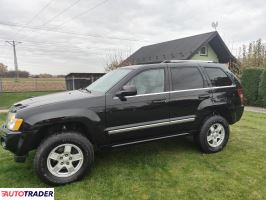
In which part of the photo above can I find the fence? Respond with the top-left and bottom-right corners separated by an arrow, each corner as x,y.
0,78 -> 2,93
0,78 -> 66,92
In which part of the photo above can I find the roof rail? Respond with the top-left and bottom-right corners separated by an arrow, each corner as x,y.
162,60 -> 214,63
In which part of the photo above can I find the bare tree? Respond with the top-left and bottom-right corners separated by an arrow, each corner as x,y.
104,49 -> 132,72
238,39 -> 266,70
0,63 -> 8,75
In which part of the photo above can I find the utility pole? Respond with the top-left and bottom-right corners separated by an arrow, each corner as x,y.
6,40 -> 21,81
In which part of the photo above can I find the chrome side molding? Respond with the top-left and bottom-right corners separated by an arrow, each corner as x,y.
108,117 -> 195,135
113,85 -> 236,99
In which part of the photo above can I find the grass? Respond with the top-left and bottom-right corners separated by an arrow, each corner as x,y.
0,91 -> 56,109
0,111 -> 265,200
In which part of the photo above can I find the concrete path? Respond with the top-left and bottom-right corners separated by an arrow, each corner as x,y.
245,106 -> 266,114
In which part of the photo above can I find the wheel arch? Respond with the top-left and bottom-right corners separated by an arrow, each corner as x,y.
197,104 -> 235,126
29,117 -> 104,152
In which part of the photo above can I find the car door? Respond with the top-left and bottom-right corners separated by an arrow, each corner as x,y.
105,66 -> 170,144
168,63 -> 212,133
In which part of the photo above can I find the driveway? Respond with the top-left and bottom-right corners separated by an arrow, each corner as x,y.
245,106 -> 266,113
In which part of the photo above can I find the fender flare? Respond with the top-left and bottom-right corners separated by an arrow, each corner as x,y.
24,108 -> 105,144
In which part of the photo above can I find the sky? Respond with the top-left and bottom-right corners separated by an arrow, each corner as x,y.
0,0 -> 265,75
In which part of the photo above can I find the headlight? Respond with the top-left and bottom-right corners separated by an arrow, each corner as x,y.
6,112 -> 23,131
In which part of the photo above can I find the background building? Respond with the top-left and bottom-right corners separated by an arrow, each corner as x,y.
123,31 -> 235,65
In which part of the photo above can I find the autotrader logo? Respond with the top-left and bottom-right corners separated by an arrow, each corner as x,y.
0,188 -> 54,200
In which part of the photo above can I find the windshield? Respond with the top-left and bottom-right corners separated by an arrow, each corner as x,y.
86,69 -> 132,93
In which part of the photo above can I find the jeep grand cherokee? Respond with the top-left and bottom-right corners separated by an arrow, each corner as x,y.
0,61 -> 244,185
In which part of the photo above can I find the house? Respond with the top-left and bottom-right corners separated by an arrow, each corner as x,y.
123,31 -> 235,65
65,72 -> 105,90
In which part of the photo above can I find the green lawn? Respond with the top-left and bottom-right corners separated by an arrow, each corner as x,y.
0,111 -> 265,200
0,91 -> 56,109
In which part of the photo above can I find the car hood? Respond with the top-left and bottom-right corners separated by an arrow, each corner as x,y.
12,90 -> 102,110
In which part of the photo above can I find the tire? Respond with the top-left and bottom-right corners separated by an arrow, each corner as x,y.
34,132 -> 94,185
195,115 -> 229,153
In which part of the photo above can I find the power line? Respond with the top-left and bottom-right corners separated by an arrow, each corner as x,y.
0,21 -> 148,42
16,0 -> 109,43
1,40 -> 126,58
1,38 -> 127,53
40,0 -> 81,27
54,0 -> 110,29
13,0 -> 56,37
17,0 -> 106,44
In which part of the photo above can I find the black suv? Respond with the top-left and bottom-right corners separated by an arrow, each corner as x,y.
0,61 -> 244,185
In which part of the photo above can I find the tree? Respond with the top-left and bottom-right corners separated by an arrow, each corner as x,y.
229,60 -> 241,76
239,39 -> 266,69
4,70 -> 29,78
0,63 -> 8,75
38,73 -> 53,78
104,50 -> 132,72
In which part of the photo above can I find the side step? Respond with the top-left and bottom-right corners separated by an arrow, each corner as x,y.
112,133 -> 190,148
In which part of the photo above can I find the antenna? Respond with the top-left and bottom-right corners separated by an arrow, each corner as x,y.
211,21 -> 218,31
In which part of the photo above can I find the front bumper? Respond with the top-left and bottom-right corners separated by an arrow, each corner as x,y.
0,124 -> 38,162
0,124 -> 22,154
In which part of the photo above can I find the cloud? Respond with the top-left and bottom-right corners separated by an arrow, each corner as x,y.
0,0 -> 265,74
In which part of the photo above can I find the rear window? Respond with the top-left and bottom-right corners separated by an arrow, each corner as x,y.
205,67 -> 233,87
171,67 -> 204,90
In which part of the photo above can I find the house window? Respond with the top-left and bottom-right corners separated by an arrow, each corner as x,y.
199,46 -> 208,56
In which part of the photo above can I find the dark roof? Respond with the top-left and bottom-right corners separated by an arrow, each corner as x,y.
65,72 -> 105,78
123,31 -> 235,65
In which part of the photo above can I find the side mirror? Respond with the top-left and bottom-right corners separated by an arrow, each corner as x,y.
115,85 -> 137,100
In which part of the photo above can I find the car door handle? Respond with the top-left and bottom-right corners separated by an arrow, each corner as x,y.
152,99 -> 167,104
198,94 -> 210,100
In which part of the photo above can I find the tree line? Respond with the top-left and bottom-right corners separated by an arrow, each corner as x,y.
238,38 -> 266,70
0,63 -> 64,78
0,63 -> 30,78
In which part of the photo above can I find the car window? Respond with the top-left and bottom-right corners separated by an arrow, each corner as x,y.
171,67 -> 204,90
86,69 -> 132,93
205,67 -> 232,86
125,69 -> 165,95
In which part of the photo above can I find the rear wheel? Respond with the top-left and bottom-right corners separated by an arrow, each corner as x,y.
34,132 -> 94,185
195,115 -> 229,153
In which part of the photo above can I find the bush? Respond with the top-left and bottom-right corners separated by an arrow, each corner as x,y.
241,68 -> 263,106
3,70 -> 30,78
258,70 -> 266,107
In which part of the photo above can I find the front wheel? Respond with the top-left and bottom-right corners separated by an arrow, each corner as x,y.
194,115 -> 229,153
34,132 -> 94,185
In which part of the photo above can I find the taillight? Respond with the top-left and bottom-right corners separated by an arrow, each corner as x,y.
237,87 -> 244,105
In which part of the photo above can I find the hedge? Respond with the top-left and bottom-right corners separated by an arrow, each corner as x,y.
241,68 -> 263,106
258,70 -> 266,107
